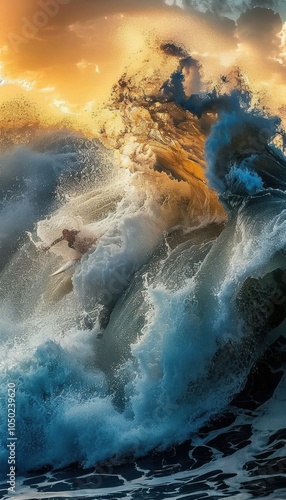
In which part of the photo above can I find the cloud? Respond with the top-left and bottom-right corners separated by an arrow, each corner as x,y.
236,6 -> 283,54
182,0 -> 282,18
250,0 -> 274,7
0,0 -> 164,42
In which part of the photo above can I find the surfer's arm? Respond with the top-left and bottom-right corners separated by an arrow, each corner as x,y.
42,236 -> 64,252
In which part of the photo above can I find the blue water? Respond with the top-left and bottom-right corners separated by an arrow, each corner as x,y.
1,27 -> 286,500
1,337 -> 286,499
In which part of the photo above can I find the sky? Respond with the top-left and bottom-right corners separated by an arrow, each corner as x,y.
0,0 -> 285,129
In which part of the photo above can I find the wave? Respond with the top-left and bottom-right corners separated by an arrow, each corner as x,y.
0,47 -> 286,475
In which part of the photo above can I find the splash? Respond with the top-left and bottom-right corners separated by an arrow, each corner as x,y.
0,19 -> 286,478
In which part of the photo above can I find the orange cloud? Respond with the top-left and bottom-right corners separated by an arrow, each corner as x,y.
0,1 -> 232,109
0,2 -> 168,107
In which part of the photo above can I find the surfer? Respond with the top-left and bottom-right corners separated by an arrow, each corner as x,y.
43,229 -> 97,255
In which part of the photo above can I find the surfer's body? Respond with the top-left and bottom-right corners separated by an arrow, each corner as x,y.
47,229 -> 80,250
44,229 -> 97,256
43,229 -> 98,276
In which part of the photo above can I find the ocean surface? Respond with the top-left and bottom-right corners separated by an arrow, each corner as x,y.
0,36 -> 286,500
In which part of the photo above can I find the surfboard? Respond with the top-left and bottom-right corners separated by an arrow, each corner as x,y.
50,259 -> 79,277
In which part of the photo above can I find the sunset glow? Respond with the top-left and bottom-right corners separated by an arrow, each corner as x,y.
0,0 -> 284,133
1,2 -> 286,495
